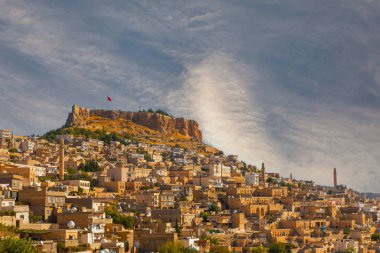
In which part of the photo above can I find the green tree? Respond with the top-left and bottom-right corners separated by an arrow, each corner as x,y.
371,233 -> 380,241
8,148 -> 18,153
285,244 -> 297,253
155,109 -> 171,117
124,133 -> 133,140
158,241 -> 197,253
0,237 -> 39,253
208,203 -> 221,213
43,127 -> 130,144
30,215 -> 43,223
207,237 -> 220,246
78,159 -> 100,172
266,177 -> 275,185
252,246 -> 268,253
175,219 -> 181,236
105,203 -> 134,229
0,210 -> 16,216
268,243 -> 287,253
200,212 -> 209,222
144,154 -> 153,162
9,154 -> 16,161
66,167 -> 76,175
209,246 -> 231,253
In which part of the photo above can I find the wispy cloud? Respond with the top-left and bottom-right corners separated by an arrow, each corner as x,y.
0,0 -> 379,191
167,52 -> 276,164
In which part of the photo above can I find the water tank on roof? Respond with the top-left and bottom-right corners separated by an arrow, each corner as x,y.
67,221 -> 75,229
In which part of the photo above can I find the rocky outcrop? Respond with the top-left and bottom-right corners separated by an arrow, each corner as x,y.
65,105 -> 203,142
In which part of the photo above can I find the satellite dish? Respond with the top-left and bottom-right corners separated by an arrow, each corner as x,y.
71,207 -> 78,213
101,239 -> 108,243
100,250 -> 105,253
67,221 -> 75,229
104,249 -> 110,253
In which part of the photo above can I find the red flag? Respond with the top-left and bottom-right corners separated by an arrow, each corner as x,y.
107,96 -> 112,102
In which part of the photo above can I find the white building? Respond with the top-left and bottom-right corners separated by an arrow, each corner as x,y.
245,172 -> 260,186
67,180 -> 91,192
193,177 -> 223,188
206,164 -> 231,178
152,154 -> 163,162
0,129 -> 12,140
334,239 -> 359,253
0,198 -> 29,223
362,204 -> 378,213
182,237 -> 200,251
20,140 -> 35,153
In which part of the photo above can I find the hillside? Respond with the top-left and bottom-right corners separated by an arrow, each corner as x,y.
46,105 -> 219,154
66,105 -> 203,142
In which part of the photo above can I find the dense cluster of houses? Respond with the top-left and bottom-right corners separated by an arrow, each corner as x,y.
0,128 -> 379,253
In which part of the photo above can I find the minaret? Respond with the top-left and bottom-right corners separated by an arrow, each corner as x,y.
59,138 -> 65,180
333,168 -> 337,188
261,163 -> 266,187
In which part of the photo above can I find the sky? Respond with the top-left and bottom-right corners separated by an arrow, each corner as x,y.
0,0 -> 379,192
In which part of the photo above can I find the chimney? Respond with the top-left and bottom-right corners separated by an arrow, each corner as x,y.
59,138 -> 65,180
333,168 -> 337,188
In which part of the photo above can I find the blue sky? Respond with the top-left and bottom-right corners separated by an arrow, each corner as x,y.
0,0 -> 379,191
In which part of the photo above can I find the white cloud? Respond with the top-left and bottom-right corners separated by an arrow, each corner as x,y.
167,52 -> 277,165
0,0 -> 379,191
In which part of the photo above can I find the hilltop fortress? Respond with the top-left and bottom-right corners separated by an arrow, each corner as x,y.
65,105 -> 203,142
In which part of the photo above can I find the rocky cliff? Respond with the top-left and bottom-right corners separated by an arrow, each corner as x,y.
65,105 -> 203,142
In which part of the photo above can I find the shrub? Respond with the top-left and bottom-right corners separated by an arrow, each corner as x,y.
210,246 -> 231,253
371,233 -> 380,241
208,203 -> 221,213
251,246 -> 268,253
268,243 -> 287,253
30,215 -> 43,223
105,203 -> 134,229
144,154 -> 153,162
0,237 -> 38,253
78,159 -> 100,172
8,148 -> 18,153
155,109 -> 170,117
158,241 -> 197,253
